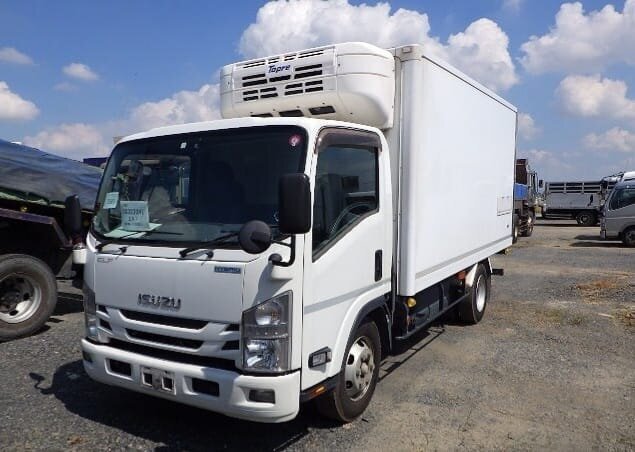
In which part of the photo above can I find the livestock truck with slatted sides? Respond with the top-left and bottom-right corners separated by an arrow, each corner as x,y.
76,42 -> 516,423
542,178 -> 620,226
0,140 -> 100,341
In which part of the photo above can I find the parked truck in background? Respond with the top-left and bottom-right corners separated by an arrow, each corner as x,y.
0,140 -> 100,341
542,180 -> 609,226
600,171 -> 635,246
512,158 -> 538,242
77,42 -> 516,423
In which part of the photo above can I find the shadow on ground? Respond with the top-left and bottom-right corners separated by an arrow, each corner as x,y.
569,235 -> 624,248
30,325 -> 445,451
30,360 -> 336,451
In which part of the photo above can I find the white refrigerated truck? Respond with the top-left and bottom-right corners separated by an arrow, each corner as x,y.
79,42 -> 516,423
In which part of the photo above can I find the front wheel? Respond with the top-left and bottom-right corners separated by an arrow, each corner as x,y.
623,227 -> 635,247
0,254 -> 57,341
457,264 -> 490,325
512,214 -> 519,243
315,320 -> 380,423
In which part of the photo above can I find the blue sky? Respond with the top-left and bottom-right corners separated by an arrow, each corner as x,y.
1,0 -> 634,180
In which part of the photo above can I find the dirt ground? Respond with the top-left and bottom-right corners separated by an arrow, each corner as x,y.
0,219 -> 633,451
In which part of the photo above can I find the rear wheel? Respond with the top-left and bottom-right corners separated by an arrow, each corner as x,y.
623,227 -> 635,247
0,254 -> 57,341
316,320 -> 380,423
576,211 -> 596,226
458,264 -> 490,325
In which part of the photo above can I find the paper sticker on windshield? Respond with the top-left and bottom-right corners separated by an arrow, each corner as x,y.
103,192 -> 119,209
289,134 -> 302,147
120,201 -> 150,231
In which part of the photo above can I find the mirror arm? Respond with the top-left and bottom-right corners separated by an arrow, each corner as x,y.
269,236 -> 296,267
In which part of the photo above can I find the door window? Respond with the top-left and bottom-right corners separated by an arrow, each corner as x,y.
609,187 -> 635,210
312,145 -> 378,257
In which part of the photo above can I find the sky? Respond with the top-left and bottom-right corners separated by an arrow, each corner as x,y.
0,0 -> 634,181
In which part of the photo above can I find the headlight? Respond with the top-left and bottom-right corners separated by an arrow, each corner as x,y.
83,284 -> 99,341
242,292 -> 291,373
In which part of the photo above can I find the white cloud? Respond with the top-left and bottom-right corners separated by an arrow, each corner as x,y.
0,81 -> 39,120
54,82 -> 77,92
129,83 -> 221,130
445,19 -> 518,91
239,0 -> 518,91
520,0 -> 635,74
63,62 -> 99,81
22,83 -> 222,159
23,123 -> 109,159
0,47 -> 34,65
584,127 -> 635,153
519,149 -> 573,179
517,112 -> 539,140
502,0 -> 524,13
556,74 -> 635,119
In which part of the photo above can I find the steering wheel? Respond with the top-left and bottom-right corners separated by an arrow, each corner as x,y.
328,202 -> 374,237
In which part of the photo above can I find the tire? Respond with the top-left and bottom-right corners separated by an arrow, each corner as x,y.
457,264 -> 490,325
622,227 -> 635,247
0,254 -> 57,341
316,319 -> 381,423
576,211 -> 596,226
520,214 -> 535,237
512,214 -> 519,243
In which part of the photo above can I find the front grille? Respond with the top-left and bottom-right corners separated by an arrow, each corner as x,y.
126,329 -> 203,349
106,338 -> 238,371
120,309 -> 208,330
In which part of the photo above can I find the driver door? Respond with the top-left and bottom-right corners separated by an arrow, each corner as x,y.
302,128 -> 392,389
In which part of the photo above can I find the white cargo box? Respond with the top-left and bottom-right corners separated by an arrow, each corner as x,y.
380,45 -> 516,295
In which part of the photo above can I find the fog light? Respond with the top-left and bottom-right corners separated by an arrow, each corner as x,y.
249,389 -> 275,404
82,351 -> 93,363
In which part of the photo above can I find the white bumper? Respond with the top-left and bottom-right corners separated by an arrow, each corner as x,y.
81,339 -> 300,423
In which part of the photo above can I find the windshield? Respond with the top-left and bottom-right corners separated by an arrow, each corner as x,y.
91,126 -> 308,245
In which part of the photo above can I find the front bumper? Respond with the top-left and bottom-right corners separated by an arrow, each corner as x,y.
81,339 -> 300,423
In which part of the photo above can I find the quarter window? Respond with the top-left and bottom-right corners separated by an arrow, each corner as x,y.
312,145 -> 378,256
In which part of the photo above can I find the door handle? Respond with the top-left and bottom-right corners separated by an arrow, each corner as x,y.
375,250 -> 382,282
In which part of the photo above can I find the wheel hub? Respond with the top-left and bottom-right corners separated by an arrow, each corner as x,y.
0,275 -> 42,323
344,338 -> 375,401
0,289 -> 21,313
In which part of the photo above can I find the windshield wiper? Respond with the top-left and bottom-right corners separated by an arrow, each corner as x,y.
95,231 -> 145,251
95,230 -> 183,252
179,232 -> 239,258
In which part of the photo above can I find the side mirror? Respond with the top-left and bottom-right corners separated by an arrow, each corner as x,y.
278,173 -> 311,234
64,194 -> 83,236
538,179 -> 544,189
239,220 -> 272,254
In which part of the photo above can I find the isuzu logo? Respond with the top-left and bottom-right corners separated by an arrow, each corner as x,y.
268,64 -> 291,74
138,294 -> 181,311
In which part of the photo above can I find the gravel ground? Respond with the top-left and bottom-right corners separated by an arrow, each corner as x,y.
1,220 -> 633,451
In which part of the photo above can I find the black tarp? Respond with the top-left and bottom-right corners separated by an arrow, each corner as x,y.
0,139 -> 102,210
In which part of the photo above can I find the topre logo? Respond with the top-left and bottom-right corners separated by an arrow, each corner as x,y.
268,64 -> 291,74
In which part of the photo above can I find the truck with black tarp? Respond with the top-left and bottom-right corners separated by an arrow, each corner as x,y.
0,139 -> 101,340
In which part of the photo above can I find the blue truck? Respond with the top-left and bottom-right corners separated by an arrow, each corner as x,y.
513,159 -> 538,242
